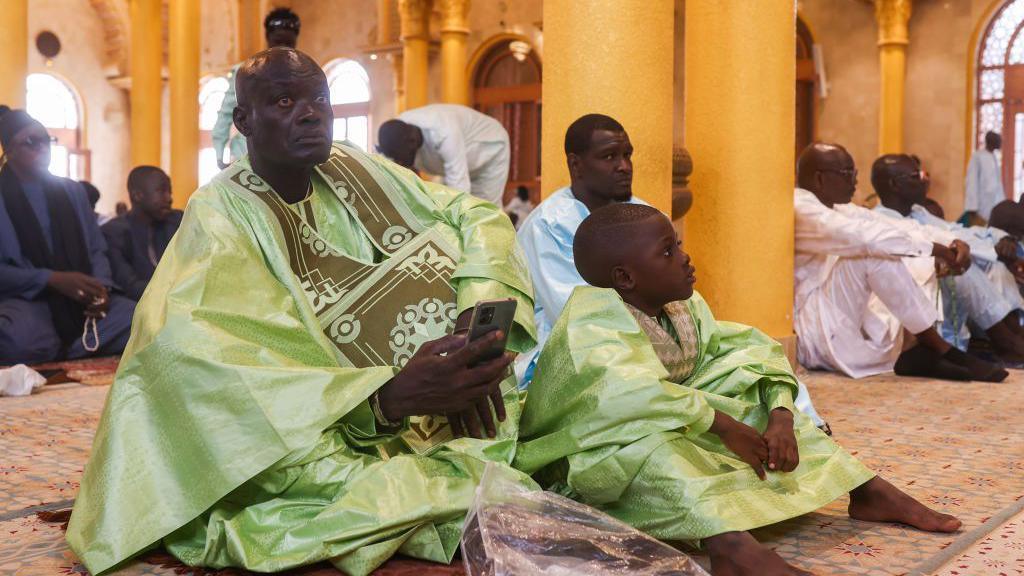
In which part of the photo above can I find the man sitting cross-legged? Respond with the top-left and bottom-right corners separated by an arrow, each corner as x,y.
515,203 -> 961,576
871,154 -> 1024,360
67,48 -> 536,576
794,142 -> 1005,381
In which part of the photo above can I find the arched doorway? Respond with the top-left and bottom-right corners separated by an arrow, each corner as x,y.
470,35 -> 542,204
26,73 -> 87,180
796,17 -> 817,161
975,0 -> 1024,199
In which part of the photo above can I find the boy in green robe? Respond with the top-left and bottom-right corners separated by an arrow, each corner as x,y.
515,203 -> 960,576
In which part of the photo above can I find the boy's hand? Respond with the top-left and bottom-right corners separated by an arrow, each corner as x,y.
763,408 -> 800,473
709,410 -> 768,480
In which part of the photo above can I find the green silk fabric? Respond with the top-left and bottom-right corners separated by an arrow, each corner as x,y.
515,287 -> 873,542
66,146 -> 536,575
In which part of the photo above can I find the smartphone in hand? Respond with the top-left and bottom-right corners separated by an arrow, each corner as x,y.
465,298 -> 517,365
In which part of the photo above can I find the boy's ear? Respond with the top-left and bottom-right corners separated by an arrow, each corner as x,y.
611,265 -> 635,292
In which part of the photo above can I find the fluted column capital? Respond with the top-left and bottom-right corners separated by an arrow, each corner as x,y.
875,0 -> 912,47
438,0 -> 470,35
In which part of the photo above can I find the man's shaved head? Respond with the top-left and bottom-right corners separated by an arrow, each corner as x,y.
871,154 -> 927,210
991,200 -> 1024,237
575,203 -> 696,313
232,47 -> 333,173
796,142 -> 858,208
234,47 -> 321,109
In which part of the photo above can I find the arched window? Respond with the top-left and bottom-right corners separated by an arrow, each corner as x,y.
325,59 -> 371,151
471,36 -> 542,204
974,0 -> 1024,199
26,73 -> 87,179
198,75 -> 230,186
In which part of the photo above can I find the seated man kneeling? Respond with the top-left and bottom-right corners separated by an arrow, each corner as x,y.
515,204 -> 960,576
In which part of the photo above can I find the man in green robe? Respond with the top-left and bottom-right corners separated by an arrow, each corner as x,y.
67,48 -> 536,576
515,203 -> 961,576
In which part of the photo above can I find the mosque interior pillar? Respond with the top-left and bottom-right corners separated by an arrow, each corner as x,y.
169,0 -> 200,207
237,0 -> 265,60
129,0 -> 163,168
0,0 -> 28,111
876,0 -> 912,155
683,0 -> 796,344
439,0 -> 470,105
540,0 -> 674,214
398,0 -> 431,110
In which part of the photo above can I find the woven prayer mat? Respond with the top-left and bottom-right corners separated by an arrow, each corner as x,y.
4,369 -> 1024,575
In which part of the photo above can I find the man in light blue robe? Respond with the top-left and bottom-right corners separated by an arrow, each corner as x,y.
212,8 -> 300,169
517,114 -> 828,428
872,154 -> 1024,359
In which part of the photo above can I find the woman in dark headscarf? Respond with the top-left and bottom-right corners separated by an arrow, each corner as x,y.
0,109 -> 135,364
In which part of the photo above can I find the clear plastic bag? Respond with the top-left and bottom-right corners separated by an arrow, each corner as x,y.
461,463 -> 709,576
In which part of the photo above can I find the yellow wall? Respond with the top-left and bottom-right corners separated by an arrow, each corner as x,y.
540,0 -> 674,214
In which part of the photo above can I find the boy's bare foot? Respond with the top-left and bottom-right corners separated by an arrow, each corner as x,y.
848,476 -> 962,532
705,531 -> 815,576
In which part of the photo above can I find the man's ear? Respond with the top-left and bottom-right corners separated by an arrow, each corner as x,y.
233,106 -> 251,137
611,265 -> 635,292
567,153 -> 581,181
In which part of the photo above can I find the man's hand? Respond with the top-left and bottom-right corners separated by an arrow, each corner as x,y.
84,292 -> 110,319
950,240 -> 972,274
47,271 -> 106,304
709,410 -> 768,480
997,236 -> 1019,264
763,408 -> 799,473
932,241 -> 971,276
376,331 -> 513,438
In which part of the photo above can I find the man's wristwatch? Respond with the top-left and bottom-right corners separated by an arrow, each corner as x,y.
370,390 -> 404,429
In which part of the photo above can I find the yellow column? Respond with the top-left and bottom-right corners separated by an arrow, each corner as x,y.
169,0 -> 200,207
876,0 -> 912,155
398,0 -> 430,110
377,0 -> 394,43
237,0 -> 265,60
0,0 -> 28,110
541,0 -> 673,214
683,1 -> 795,339
129,0 -> 162,167
439,0 -> 470,105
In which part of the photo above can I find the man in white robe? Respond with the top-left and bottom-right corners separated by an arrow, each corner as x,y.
964,131 -> 1005,224
794,143 -> 1006,382
376,104 -> 510,205
872,154 -> 1024,360
518,114 -> 829,427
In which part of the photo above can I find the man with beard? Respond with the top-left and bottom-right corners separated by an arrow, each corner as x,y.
67,48 -> 536,576
101,166 -> 182,300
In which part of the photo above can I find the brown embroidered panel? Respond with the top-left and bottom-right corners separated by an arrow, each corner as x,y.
226,154 -> 463,455
315,144 -> 424,255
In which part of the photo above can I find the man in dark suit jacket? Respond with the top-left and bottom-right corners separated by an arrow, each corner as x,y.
102,166 -> 182,301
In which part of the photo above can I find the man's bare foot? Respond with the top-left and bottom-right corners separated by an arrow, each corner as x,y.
705,531 -> 815,576
848,476 -> 961,532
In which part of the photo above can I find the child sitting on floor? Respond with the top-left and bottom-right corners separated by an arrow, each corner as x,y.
514,203 -> 961,576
